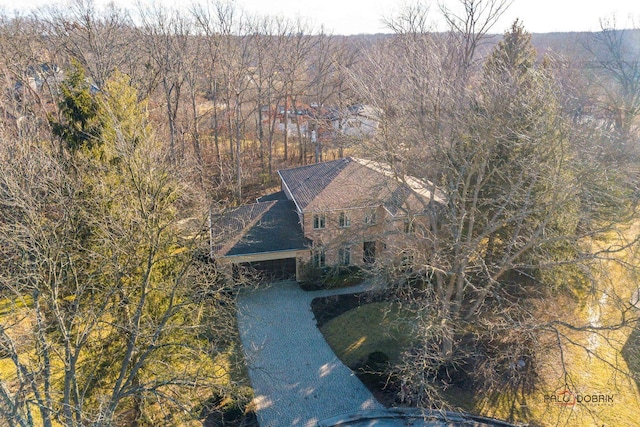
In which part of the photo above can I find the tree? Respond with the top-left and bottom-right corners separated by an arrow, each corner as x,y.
360,20 -> 640,410
0,69 -> 237,426
586,19 -> 640,157
418,18 -> 572,361
49,59 -> 101,152
138,3 -> 194,165
44,0 -> 136,89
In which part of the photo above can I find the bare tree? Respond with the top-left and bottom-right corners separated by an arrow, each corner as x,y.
439,0 -> 513,79
138,3 -> 194,165
587,18 -> 640,154
192,0 -> 233,179
0,14 -> 61,141
44,0 -> 136,89
354,15 -> 640,413
0,72 -> 238,426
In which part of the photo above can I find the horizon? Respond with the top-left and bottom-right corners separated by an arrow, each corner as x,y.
0,0 -> 637,35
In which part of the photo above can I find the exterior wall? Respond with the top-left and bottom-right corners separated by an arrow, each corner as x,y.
276,116 -> 310,137
301,206 -> 429,268
332,115 -> 379,138
380,215 -> 431,262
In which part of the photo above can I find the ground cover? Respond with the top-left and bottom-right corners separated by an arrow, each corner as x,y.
315,256 -> 640,427
0,294 -> 257,426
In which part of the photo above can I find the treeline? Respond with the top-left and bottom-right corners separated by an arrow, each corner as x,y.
0,0 -> 373,202
1,0 -> 639,425
0,2 -> 638,201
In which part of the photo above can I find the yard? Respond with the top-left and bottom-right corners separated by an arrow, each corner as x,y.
0,293 -> 256,426
314,246 -> 640,427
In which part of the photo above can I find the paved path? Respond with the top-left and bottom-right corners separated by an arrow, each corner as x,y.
236,281 -> 384,426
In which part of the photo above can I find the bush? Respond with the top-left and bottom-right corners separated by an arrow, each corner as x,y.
354,351 -> 391,391
199,387 -> 256,427
299,263 -> 365,291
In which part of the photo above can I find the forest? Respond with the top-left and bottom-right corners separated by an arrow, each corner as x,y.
1,0 -> 639,425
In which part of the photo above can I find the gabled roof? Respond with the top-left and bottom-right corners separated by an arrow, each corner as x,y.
278,157 -> 444,215
278,158 -> 351,211
214,199 -> 308,257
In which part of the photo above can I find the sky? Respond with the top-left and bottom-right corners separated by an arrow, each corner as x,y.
0,0 -> 638,35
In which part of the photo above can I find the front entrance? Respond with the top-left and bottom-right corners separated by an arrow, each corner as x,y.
363,241 -> 376,264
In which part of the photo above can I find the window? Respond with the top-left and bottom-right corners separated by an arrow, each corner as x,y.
364,210 -> 377,225
363,241 -> 376,264
404,219 -> 415,234
339,246 -> 351,266
313,214 -> 326,229
339,212 -> 351,228
313,246 -> 326,268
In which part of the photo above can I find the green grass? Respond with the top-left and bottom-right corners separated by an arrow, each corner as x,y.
320,301 -> 413,368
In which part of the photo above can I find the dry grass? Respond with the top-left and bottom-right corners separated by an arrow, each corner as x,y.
318,223 -> 640,426
472,223 -> 640,426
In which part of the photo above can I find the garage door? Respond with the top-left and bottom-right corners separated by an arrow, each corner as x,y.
235,257 -> 297,282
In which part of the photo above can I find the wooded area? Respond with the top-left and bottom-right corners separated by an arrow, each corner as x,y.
1,0 -> 639,425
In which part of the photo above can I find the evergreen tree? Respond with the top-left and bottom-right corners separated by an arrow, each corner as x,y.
49,59 -> 101,152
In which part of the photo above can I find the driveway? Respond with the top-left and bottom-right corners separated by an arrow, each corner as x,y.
236,281 -> 383,426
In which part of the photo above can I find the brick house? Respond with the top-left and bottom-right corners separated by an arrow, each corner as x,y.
213,157 -> 444,281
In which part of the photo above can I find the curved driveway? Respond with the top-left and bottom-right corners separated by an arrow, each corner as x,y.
236,281 -> 383,426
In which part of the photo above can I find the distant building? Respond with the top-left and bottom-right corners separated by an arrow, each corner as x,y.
261,103 -> 381,141
329,104 -> 381,138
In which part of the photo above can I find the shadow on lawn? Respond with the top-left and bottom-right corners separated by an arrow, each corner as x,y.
621,321 -> 640,391
469,388 -> 537,427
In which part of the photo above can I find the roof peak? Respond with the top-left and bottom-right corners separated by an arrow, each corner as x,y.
278,157 -> 352,174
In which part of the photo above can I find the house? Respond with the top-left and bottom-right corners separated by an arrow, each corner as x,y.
329,104 -> 381,139
213,157 -> 444,281
261,103 -> 381,142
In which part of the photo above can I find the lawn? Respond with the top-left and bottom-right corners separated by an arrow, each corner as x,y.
319,301 -> 413,368
317,242 -> 640,427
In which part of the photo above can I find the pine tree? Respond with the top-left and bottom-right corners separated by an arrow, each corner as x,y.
49,59 -> 101,152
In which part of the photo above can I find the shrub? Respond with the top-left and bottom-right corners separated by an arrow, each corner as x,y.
299,263 -> 365,291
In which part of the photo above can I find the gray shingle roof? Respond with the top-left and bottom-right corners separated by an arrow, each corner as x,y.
214,200 -> 308,257
256,191 -> 288,202
278,157 -> 443,215
278,158 -> 351,210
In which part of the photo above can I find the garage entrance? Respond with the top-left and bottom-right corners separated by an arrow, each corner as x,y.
235,257 -> 297,282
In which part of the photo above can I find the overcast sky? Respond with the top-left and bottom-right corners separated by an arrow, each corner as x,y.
0,0 -> 637,34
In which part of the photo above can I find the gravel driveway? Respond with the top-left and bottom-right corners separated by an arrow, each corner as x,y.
236,281 -> 383,426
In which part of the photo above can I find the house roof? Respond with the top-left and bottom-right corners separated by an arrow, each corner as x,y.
278,158 -> 351,211
278,157 -> 445,215
256,190 -> 288,202
214,199 -> 308,257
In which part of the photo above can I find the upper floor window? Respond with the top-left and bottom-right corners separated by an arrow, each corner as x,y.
313,214 -> 326,229
364,210 -> 377,225
339,211 -> 351,228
